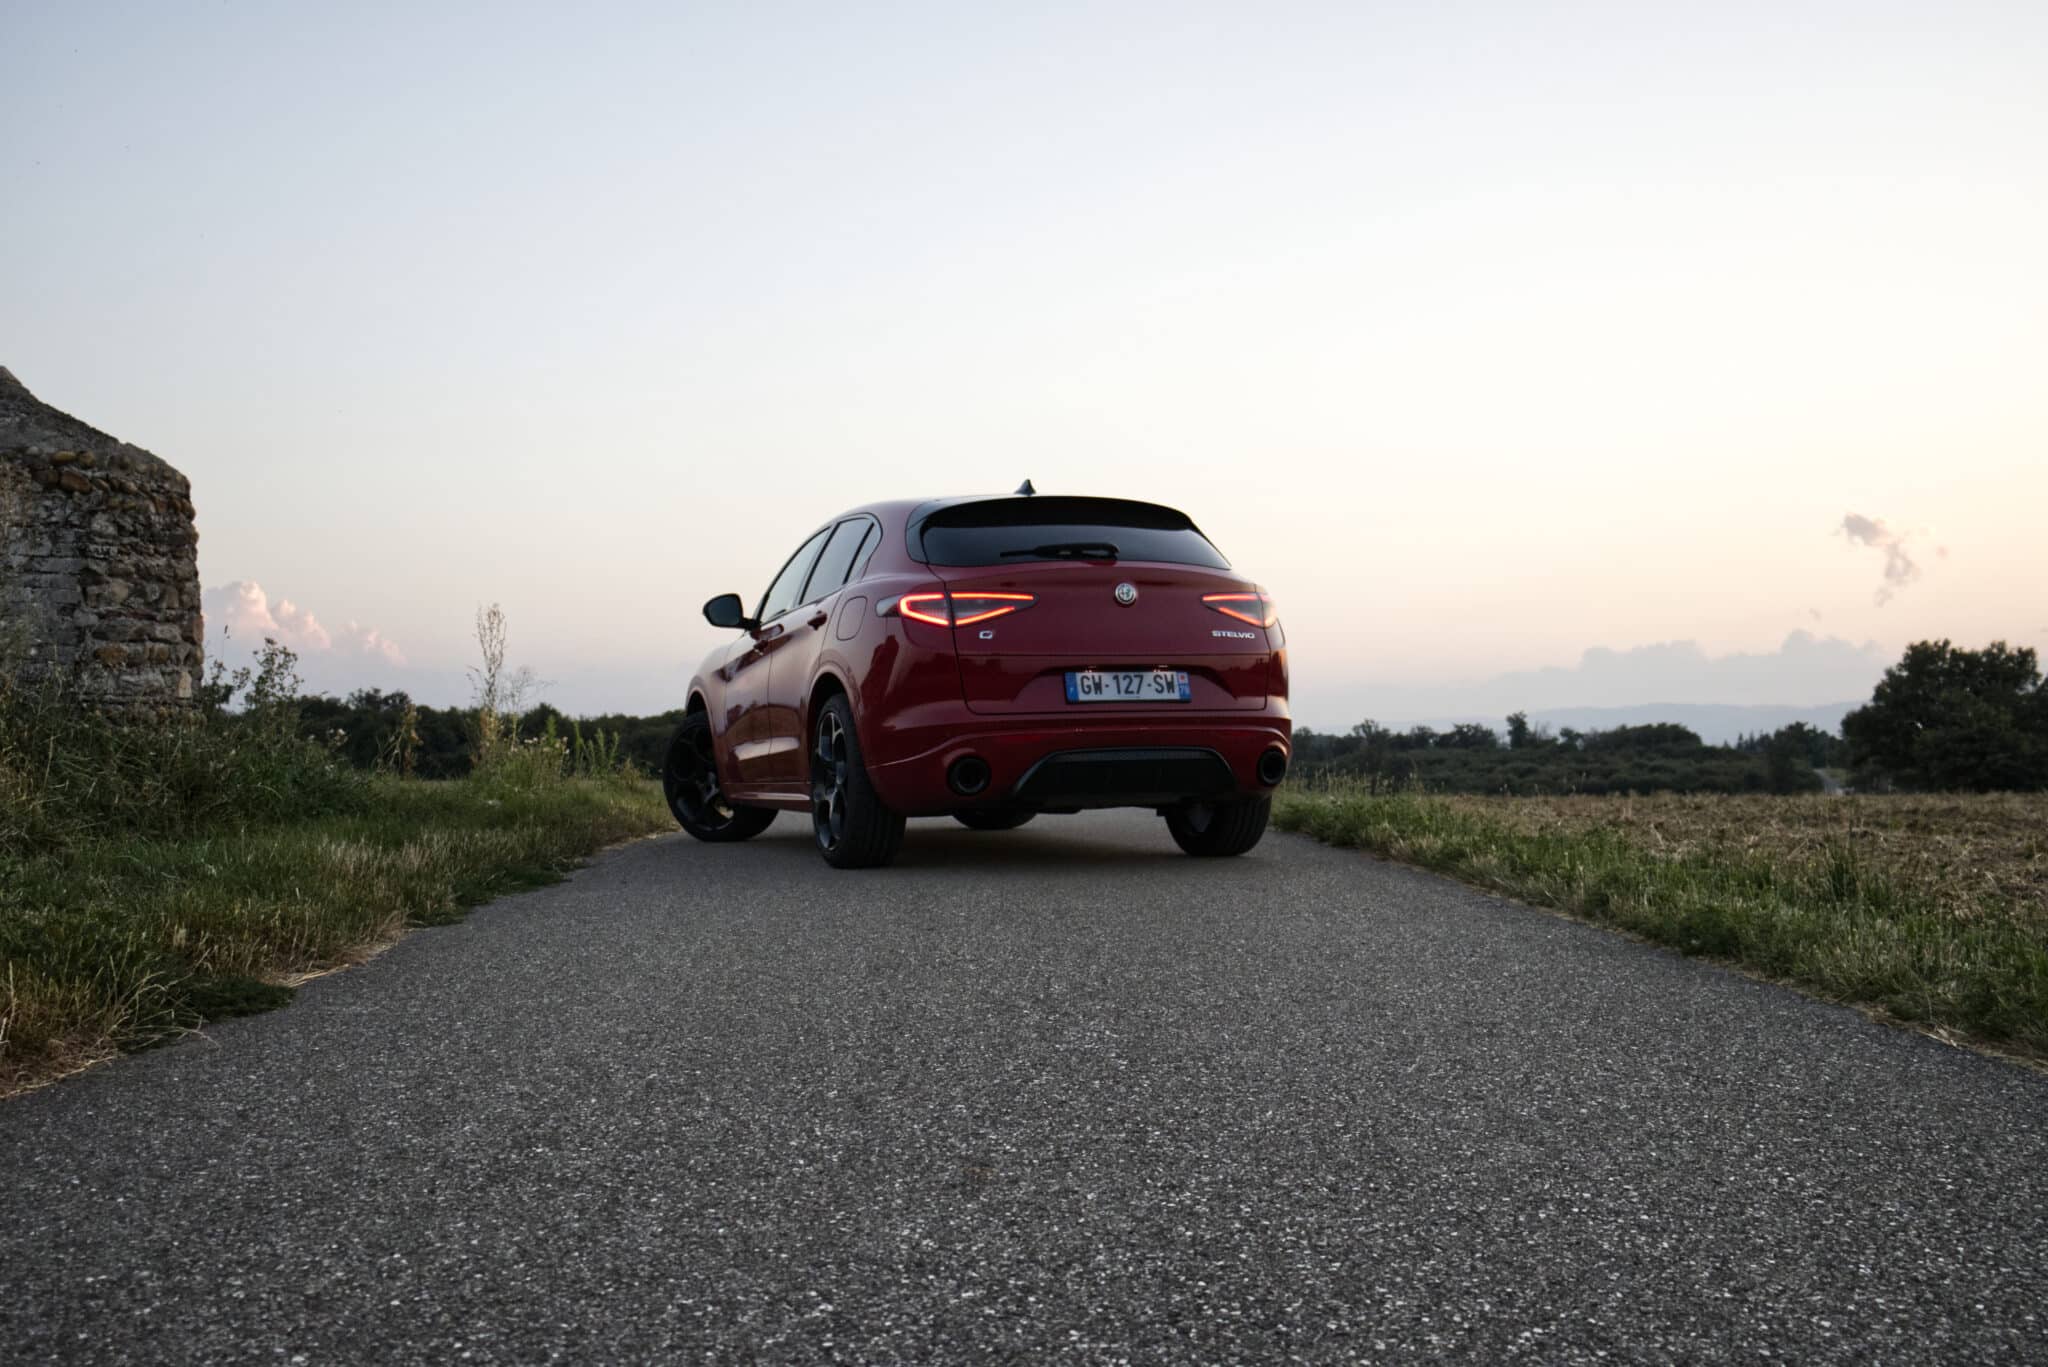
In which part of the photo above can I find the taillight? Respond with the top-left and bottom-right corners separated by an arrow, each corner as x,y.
893,591 -> 1036,627
897,592 -> 953,626
951,593 -> 1036,625
1202,591 -> 1277,628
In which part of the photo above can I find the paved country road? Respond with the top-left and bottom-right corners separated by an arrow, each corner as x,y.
4,814 -> 2045,1365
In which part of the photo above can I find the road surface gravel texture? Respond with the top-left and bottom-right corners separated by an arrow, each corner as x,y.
3,811 -> 2045,1364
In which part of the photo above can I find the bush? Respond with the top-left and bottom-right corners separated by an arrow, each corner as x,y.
0,640 -> 365,860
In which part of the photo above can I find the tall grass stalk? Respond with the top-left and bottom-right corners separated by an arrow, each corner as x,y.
468,602 -> 543,774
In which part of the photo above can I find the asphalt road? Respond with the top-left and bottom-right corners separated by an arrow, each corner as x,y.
4,812 -> 2046,1365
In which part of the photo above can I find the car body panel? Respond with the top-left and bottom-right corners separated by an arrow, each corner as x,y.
685,496 -> 1291,819
928,560 -> 1273,714
761,602 -> 834,781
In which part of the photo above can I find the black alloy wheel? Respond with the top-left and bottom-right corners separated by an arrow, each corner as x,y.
810,695 -> 906,868
953,809 -> 1036,831
664,713 -> 775,842
1164,795 -> 1271,857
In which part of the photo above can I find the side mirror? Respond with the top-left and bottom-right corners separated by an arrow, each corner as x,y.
702,593 -> 756,631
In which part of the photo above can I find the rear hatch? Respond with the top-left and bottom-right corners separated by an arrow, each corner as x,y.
913,496 -> 1275,716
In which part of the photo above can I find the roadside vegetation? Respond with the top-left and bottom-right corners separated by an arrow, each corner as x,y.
8,616 -> 2042,1090
1292,717 -> 1843,796
292,638 -> 2046,801
1275,787 -> 2048,1059
295,690 -> 687,781
1293,640 -> 2047,797
0,614 -> 670,1097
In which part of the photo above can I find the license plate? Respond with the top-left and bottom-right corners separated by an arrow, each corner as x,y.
1064,668 -> 1191,703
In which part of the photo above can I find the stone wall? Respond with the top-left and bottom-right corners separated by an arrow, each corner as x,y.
0,367 -> 203,711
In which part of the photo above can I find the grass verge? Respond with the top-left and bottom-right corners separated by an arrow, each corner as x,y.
1,775 -> 671,1096
1274,788 -> 2048,1061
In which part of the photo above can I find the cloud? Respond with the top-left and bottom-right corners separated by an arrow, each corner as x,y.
1300,631 -> 1890,729
338,621 -> 407,667
1486,631 -> 1887,709
202,580 -> 407,669
204,580 -> 324,651
1839,512 -> 1929,605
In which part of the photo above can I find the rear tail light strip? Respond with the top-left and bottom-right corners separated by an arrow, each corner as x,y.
892,591 -> 1037,627
1202,591 -> 1278,628
887,588 -> 1273,628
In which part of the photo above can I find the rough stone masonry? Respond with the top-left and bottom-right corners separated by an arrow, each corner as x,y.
0,366 -> 203,710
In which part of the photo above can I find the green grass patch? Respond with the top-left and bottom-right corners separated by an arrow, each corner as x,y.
1275,788 -> 2048,1060
1,775 -> 671,1094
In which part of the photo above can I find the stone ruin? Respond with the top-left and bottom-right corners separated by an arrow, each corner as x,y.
0,366 -> 203,711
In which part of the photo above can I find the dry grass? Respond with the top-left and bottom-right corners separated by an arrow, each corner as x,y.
1276,787 -> 2048,1060
1,604 -> 666,1098
1429,793 -> 2048,927
1,776 -> 673,1097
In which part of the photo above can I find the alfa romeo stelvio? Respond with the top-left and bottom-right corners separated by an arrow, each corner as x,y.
665,487 -> 1291,868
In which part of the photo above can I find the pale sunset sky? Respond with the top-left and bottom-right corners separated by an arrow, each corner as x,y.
6,1 -> 2043,726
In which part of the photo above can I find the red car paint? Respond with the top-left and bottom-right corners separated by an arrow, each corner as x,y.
685,495 -> 1290,820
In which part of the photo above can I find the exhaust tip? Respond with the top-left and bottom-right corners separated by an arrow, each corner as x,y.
1257,747 -> 1289,786
948,755 -> 991,796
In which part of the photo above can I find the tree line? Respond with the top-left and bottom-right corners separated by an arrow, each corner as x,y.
283,638 -> 2047,796
1295,639 -> 2046,795
1290,717 -> 1846,795
294,691 -> 684,780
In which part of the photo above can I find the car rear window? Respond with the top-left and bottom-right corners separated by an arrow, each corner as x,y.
916,497 -> 1229,568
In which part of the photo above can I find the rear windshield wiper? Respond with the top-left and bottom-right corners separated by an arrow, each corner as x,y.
998,541 -> 1121,560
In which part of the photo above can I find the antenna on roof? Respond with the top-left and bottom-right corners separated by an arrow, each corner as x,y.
1015,478 -> 1036,496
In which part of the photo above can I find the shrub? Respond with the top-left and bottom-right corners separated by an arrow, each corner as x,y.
0,639 -> 365,859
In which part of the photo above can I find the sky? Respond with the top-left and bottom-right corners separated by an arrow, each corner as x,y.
5,0 -> 2044,728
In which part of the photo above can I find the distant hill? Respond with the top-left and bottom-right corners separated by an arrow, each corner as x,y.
1398,702 -> 1860,747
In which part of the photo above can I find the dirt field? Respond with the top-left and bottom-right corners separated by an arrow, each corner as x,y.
1430,792 -> 2048,926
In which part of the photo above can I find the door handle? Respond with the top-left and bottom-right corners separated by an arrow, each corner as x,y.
807,610 -> 830,629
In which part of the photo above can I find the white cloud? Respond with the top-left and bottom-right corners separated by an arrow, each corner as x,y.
204,580 -> 318,652
200,581 -> 409,699
201,581 -> 406,667
337,620 -> 407,667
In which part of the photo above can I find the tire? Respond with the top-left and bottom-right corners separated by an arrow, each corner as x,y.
810,695 -> 906,868
663,713 -> 776,842
953,810 -> 1035,831
1164,796 -> 1270,857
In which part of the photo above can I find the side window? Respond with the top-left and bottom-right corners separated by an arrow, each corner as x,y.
756,528 -> 831,624
799,518 -> 874,605
847,522 -> 881,584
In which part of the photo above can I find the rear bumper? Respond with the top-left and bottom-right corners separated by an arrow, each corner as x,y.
865,706 -> 1291,816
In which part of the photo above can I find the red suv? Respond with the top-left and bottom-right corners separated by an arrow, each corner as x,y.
665,489 -> 1291,867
